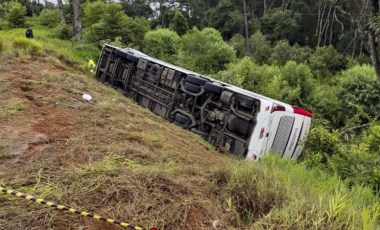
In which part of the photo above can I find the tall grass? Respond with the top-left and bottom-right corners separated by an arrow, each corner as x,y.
0,26 -> 99,68
212,155 -> 380,229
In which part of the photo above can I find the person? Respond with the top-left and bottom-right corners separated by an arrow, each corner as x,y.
26,27 -> 33,39
85,56 -> 96,73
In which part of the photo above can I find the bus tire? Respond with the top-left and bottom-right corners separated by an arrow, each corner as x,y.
228,116 -> 250,136
175,113 -> 190,125
205,82 -> 223,94
184,82 -> 201,93
186,74 -> 208,86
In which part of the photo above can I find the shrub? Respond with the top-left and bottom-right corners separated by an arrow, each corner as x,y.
12,37 -> 42,55
309,45 -> 348,79
5,2 -> 26,28
337,65 -> 380,129
228,34 -> 246,58
265,61 -> 315,105
249,31 -> 271,64
143,28 -> 181,63
55,23 -> 73,40
169,9 -> 189,36
178,27 -> 236,74
39,8 -> 60,28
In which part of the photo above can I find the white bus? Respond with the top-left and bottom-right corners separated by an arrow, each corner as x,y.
95,45 -> 312,160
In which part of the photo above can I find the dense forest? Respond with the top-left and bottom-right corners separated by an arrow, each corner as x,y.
0,0 -> 379,192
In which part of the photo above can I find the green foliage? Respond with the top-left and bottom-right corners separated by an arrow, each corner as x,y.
178,27 -> 236,74
365,124 -> 380,152
55,23 -> 73,40
203,0 -> 244,39
120,0 -> 153,18
84,3 -> 131,45
99,36 -> 126,49
214,155 -> 380,229
84,2 -> 149,49
83,1 -> 106,27
303,127 -> 343,168
309,45 -> 348,79
142,28 -> 180,63
228,34 -> 246,58
249,31 -> 271,64
337,65 -> 380,128
270,40 -> 292,66
127,16 -> 150,49
259,8 -> 299,42
169,9 -> 189,36
38,8 -> 60,28
12,36 -> 42,55
5,2 -> 26,28
265,61 -> 315,105
216,57 -> 279,94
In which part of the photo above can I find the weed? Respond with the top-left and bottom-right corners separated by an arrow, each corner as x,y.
12,37 -> 42,55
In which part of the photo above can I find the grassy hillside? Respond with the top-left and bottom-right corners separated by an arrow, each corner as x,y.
0,29 -> 379,230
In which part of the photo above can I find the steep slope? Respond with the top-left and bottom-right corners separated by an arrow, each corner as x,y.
0,56 -> 233,229
1,56 -> 379,230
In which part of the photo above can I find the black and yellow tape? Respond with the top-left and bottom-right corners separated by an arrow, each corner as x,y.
0,185 -> 152,230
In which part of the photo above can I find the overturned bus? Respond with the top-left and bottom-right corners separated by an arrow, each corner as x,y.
95,45 -> 313,160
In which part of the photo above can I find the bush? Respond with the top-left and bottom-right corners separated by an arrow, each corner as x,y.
39,8 -> 60,28
143,29 -> 181,63
169,9 -> 189,36
270,40 -> 292,66
259,8 -> 299,42
12,37 -> 42,55
5,2 -> 26,28
55,23 -> 73,40
228,34 -> 246,58
249,31 -> 271,64
309,45 -> 347,80
265,61 -> 315,105
178,27 -> 236,74
216,57 -> 279,94
337,65 -> 380,129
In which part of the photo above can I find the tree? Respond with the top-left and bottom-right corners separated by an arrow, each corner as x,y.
369,0 -> 380,88
249,31 -> 272,64
5,2 -> 26,28
259,8 -> 298,43
72,0 -> 82,40
203,0 -> 244,39
169,9 -> 189,36
178,27 -> 236,74
57,0 -> 66,24
143,28 -> 181,63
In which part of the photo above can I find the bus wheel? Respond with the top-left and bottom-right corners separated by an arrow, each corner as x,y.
184,82 -> 202,93
175,113 -> 190,125
205,82 -> 223,94
186,74 -> 208,86
228,116 -> 250,136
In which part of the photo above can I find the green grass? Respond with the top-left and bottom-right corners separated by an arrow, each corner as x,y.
0,26 -> 99,69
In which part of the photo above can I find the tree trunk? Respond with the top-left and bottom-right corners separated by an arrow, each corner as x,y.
243,0 -> 252,55
369,0 -> 380,87
57,0 -> 66,24
72,0 -> 82,40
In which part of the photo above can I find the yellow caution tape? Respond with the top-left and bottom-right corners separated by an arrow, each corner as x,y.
0,185 -> 148,230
